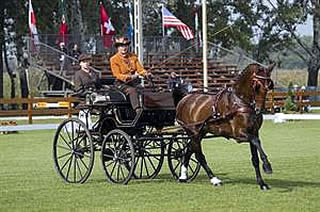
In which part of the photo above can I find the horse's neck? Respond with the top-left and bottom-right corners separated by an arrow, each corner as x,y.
233,75 -> 254,104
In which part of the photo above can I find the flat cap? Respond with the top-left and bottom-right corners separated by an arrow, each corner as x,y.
78,54 -> 91,62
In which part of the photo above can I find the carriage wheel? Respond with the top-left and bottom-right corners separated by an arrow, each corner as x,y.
53,118 -> 95,184
101,129 -> 135,184
133,137 -> 165,179
167,136 -> 201,182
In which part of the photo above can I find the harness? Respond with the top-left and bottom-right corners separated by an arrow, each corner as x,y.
176,72 -> 272,135
210,87 -> 253,120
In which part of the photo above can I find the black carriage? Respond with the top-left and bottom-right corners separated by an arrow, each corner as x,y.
52,85 -> 201,184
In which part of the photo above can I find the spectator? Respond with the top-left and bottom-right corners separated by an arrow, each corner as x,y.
70,43 -> 81,66
58,42 -> 68,72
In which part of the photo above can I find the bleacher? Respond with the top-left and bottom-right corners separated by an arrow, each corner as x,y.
32,45 -> 238,95
86,53 -> 238,92
143,54 -> 238,92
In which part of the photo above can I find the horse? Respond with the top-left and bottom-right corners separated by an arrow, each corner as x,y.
175,63 -> 275,190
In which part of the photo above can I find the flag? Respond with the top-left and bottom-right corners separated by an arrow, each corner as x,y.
126,1 -> 133,41
28,0 -> 39,47
100,2 -> 115,48
58,0 -> 68,44
162,6 -> 194,40
58,14 -> 68,44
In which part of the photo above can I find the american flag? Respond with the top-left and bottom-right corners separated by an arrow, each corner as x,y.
162,6 -> 194,40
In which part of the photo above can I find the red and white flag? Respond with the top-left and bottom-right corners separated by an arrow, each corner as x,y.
162,6 -> 194,40
58,14 -> 68,44
100,2 -> 115,48
28,0 -> 39,46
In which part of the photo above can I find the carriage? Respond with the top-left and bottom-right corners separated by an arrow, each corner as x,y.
53,63 -> 276,190
52,83 -> 202,184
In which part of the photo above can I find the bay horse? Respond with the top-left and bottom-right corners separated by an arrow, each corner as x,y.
175,63 -> 275,190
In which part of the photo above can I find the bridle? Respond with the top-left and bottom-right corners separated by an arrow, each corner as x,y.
251,71 -> 274,113
252,73 -> 273,91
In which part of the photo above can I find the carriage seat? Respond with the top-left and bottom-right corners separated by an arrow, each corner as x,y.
100,76 -> 116,86
141,91 -> 176,110
88,88 -> 128,105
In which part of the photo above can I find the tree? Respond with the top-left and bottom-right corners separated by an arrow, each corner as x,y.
308,0 -> 320,86
0,3 -> 4,103
197,0 -> 320,86
265,0 -> 320,86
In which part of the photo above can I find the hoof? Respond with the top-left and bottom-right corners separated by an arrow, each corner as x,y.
210,177 -> 222,186
260,184 -> 270,191
214,182 -> 222,187
263,162 -> 273,174
179,178 -> 187,183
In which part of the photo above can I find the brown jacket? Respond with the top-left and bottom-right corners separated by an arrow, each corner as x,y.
74,70 -> 101,91
110,52 -> 146,82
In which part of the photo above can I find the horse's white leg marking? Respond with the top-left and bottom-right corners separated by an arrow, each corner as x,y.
179,165 -> 188,180
210,177 -> 222,186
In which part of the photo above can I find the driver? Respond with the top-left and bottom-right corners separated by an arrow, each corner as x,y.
110,35 -> 152,112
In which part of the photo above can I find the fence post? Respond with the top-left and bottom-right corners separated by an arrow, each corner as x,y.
27,96 -> 33,124
298,89 -> 303,114
67,98 -> 72,118
271,90 -> 275,114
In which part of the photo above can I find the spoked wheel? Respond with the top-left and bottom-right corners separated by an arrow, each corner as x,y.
53,118 -> 94,184
101,129 -> 135,184
167,135 -> 201,182
133,137 -> 165,179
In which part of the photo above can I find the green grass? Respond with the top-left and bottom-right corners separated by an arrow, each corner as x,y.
1,120 -> 320,212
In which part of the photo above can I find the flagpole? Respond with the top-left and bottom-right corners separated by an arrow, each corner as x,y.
194,0 -> 200,53
202,0 -> 208,92
162,5 -> 165,37
134,0 -> 143,63
100,2 -> 103,37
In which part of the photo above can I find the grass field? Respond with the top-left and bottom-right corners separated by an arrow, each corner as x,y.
1,120 -> 320,212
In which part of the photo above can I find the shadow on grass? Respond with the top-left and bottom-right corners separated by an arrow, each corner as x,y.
90,172 -> 320,192
224,177 -> 320,192
190,173 -> 320,192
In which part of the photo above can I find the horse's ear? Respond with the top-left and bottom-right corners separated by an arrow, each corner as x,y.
267,63 -> 276,75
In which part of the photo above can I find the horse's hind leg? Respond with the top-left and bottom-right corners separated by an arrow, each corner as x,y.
192,139 -> 222,186
250,143 -> 270,190
179,146 -> 193,182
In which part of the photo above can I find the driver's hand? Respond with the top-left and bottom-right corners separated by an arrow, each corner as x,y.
129,74 -> 138,81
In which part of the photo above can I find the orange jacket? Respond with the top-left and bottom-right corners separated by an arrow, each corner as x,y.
110,52 -> 147,82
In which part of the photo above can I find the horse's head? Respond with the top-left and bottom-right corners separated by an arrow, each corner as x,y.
235,63 -> 275,113
251,63 -> 275,113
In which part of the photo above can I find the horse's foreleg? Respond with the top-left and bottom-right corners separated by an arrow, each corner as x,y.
250,136 -> 273,174
250,143 -> 270,190
193,141 -> 222,186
